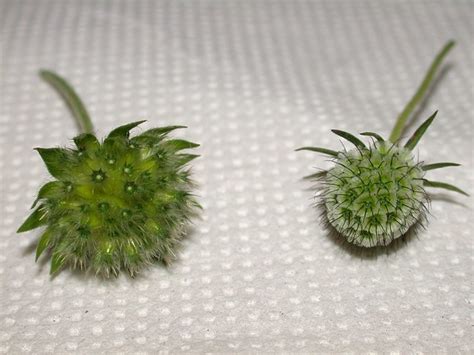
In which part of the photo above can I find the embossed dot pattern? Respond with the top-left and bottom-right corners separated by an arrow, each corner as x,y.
0,0 -> 473,353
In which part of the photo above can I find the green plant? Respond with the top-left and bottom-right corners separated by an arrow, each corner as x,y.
17,71 -> 200,277
297,41 -> 468,248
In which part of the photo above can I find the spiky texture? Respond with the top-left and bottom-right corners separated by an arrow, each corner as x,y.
321,141 -> 427,247
17,121 -> 200,277
297,115 -> 468,248
298,41 -> 468,248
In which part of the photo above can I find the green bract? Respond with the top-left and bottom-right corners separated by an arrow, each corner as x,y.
298,41 -> 468,248
18,71 -> 200,277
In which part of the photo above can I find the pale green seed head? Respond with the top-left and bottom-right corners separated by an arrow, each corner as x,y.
323,142 -> 427,247
298,42 -> 468,248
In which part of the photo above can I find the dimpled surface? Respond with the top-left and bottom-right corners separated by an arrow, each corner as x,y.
1,0 -> 473,353
325,142 -> 426,247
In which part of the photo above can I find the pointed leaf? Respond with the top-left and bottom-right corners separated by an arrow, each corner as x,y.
131,126 -> 188,146
107,120 -> 146,139
35,148 -> 71,179
17,206 -> 48,233
331,130 -> 367,149
295,147 -> 338,157
73,133 -> 99,151
360,132 -> 384,142
404,111 -> 437,150
35,229 -> 52,261
423,179 -> 469,196
422,162 -> 461,171
176,154 -> 200,166
303,171 -> 327,180
102,135 -> 126,151
129,135 -> 155,146
50,253 -> 66,275
164,139 -> 200,152
31,181 -> 61,208
140,125 -> 187,138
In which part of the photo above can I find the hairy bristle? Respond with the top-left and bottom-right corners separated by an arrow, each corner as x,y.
315,141 -> 428,247
20,122 -> 200,277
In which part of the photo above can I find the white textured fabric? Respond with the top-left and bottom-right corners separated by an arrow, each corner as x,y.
1,0 -> 473,353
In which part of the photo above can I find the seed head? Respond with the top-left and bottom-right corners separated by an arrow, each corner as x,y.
324,141 -> 426,247
18,121 -> 200,277
297,121 -> 468,248
297,41 -> 468,248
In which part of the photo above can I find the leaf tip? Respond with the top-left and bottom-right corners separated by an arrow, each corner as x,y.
38,69 -> 53,79
445,39 -> 456,49
50,255 -> 65,275
16,225 -> 27,233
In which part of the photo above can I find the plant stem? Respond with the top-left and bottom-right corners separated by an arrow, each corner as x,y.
39,70 -> 94,134
388,40 -> 455,143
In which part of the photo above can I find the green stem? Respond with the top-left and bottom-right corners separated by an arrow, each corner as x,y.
388,40 -> 455,143
39,70 -> 94,134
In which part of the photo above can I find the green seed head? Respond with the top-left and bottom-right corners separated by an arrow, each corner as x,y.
298,42 -> 468,248
297,122 -> 467,248
324,142 -> 426,247
18,121 -> 200,277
